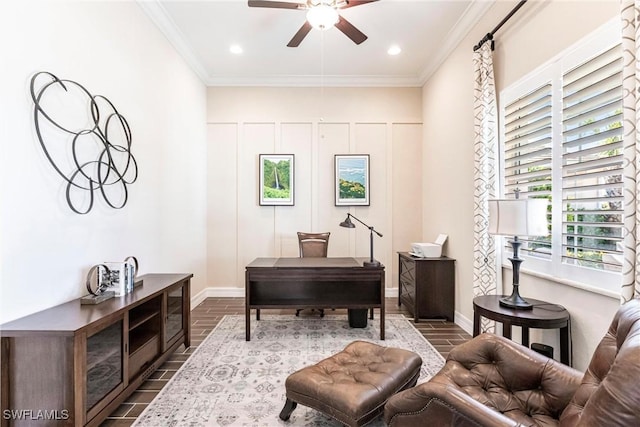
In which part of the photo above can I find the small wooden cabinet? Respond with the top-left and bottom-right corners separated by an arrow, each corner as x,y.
0,273 -> 191,427
398,252 -> 455,322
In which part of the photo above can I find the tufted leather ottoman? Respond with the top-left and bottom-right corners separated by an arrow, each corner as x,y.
279,340 -> 422,427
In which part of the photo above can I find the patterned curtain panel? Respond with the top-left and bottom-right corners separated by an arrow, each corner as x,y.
621,0 -> 640,302
473,42 -> 498,331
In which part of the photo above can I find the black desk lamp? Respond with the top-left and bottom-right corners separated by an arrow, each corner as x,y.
339,213 -> 383,267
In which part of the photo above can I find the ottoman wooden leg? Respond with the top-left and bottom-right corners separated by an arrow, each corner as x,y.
279,398 -> 298,421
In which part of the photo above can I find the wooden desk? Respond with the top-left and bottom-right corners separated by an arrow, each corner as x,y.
245,257 -> 385,341
473,295 -> 572,366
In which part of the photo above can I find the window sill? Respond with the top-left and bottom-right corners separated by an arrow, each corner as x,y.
500,263 -> 620,300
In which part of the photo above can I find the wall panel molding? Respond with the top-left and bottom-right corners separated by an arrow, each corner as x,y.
207,87 -> 423,290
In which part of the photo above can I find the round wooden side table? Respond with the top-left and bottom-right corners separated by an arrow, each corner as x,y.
473,295 -> 572,366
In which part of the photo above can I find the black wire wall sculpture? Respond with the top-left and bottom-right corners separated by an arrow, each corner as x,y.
30,71 -> 138,214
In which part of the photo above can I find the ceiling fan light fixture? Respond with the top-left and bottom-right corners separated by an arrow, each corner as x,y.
387,45 -> 401,56
229,44 -> 243,54
306,4 -> 339,30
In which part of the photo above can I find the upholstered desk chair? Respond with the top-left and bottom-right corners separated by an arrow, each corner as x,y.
384,298 -> 640,427
296,232 -> 330,317
298,232 -> 330,258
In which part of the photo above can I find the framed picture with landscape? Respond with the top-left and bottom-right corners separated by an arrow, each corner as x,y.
335,154 -> 370,206
259,154 -> 294,206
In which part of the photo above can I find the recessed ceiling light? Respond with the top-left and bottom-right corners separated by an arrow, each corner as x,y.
387,45 -> 401,56
229,44 -> 243,55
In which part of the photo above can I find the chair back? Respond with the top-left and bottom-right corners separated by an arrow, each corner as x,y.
297,232 -> 330,258
560,298 -> 640,426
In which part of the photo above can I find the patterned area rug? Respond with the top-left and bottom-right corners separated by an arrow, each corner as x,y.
133,314 -> 445,427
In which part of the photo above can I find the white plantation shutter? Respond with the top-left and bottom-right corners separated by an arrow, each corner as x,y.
561,44 -> 623,271
502,83 -> 552,256
499,21 -> 624,290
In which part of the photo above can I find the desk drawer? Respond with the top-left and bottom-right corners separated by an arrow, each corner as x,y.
249,280 -> 382,307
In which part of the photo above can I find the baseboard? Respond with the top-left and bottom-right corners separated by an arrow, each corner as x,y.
190,287 -> 243,308
455,310 -> 473,335
192,287 -> 475,335
385,287 -> 398,298
190,289 -> 209,309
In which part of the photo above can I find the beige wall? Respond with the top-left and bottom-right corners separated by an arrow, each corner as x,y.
207,87 -> 422,292
422,0 -> 620,370
0,0 -> 207,323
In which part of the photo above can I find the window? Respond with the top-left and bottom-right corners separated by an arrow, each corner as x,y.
498,19 -> 623,292
503,83 -> 553,259
562,44 -> 623,272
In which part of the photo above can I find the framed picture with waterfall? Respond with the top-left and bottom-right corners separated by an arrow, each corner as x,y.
335,154 -> 370,206
259,154 -> 295,206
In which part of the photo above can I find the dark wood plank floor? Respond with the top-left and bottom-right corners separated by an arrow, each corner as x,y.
101,297 -> 471,426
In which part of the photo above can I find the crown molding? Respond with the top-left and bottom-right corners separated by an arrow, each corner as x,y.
207,74 -> 424,87
138,0 -> 493,88
136,0 -> 210,84
418,0 -> 495,85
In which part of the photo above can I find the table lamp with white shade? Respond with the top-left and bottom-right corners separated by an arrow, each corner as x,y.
488,194 -> 548,310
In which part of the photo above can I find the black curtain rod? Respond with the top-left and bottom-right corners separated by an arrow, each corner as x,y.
473,0 -> 527,52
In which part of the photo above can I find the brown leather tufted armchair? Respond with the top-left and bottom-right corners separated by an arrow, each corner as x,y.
384,298 -> 640,427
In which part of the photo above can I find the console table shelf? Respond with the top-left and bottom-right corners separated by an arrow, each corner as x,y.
130,328 -> 159,354
0,273 -> 192,427
129,310 -> 160,332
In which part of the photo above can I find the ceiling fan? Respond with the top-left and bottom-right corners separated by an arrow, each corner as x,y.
248,0 -> 378,47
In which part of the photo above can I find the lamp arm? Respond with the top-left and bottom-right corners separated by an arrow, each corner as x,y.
347,213 -> 383,237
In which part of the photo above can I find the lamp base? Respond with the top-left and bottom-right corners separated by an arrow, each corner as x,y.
363,260 -> 381,267
499,288 -> 533,310
501,244 -> 532,310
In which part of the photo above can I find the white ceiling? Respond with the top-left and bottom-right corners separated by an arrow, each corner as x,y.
138,0 -> 494,87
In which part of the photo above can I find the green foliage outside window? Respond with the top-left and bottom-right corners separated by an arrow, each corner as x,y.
561,115 -> 622,265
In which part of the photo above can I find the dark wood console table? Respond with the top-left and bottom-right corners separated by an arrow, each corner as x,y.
473,295 -> 571,366
0,273 -> 192,427
245,257 -> 385,341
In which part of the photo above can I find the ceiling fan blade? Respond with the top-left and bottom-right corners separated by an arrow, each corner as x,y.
248,1 -> 304,10
287,21 -> 313,47
335,15 -> 367,45
339,0 -> 378,9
